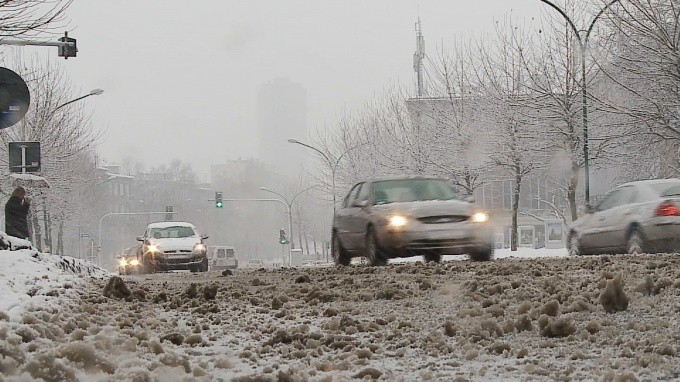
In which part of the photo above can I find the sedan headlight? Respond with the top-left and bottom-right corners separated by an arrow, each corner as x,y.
145,244 -> 160,253
193,243 -> 207,254
471,212 -> 489,223
118,258 -> 128,267
129,259 -> 140,266
388,215 -> 408,228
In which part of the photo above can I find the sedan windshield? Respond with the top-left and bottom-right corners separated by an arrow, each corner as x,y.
149,226 -> 196,239
373,179 -> 460,204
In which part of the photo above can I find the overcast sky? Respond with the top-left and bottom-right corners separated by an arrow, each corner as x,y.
51,1 -> 543,179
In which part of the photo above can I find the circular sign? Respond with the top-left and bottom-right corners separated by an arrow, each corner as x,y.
0,67 -> 30,129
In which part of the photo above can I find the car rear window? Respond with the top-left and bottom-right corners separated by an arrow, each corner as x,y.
649,182 -> 680,197
373,179 -> 460,204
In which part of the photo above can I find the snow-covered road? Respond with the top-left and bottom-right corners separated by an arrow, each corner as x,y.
1,247 -> 678,381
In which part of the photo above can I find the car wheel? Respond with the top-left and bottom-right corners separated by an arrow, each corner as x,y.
200,257 -> 209,272
365,227 -> 387,266
424,253 -> 441,263
468,246 -> 493,262
331,231 -> 351,266
567,232 -> 583,256
627,229 -> 644,255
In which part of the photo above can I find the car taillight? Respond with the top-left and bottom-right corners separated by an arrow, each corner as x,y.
655,202 -> 680,216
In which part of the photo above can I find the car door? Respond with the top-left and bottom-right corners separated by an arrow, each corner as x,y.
334,183 -> 362,250
597,186 -> 638,250
580,189 -> 623,251
348,182 -> 372,250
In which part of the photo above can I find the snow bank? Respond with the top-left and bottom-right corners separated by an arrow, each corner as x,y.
0,247 -> 108,320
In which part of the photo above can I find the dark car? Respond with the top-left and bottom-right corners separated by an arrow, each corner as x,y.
568,178 -> 680,256
331,177 -> 495,265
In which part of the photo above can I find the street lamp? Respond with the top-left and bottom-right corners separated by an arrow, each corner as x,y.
287,138 -> 366,213
259,185 -> 316,251
53,88 -> 104,112
538,0 -> 620,207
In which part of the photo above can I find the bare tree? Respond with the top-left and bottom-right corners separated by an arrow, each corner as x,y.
472,19 -> 545,251
0,0 -> 73,38
0,54 -> 102,251
600,0 -> 680,176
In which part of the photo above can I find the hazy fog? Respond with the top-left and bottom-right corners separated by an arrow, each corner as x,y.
43,0 -> 543,177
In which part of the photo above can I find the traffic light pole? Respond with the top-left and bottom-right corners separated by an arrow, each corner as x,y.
220,198 -> 292,266
0,32 -> 77,59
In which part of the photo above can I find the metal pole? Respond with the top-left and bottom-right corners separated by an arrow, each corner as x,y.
20,145 -> 26,174
537,0 -> 621,208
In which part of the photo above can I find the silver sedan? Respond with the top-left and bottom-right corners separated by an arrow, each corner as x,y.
332,177 -> 494,266
568,178 -> 680,256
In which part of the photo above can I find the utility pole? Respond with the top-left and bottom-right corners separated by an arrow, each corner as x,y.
413,17 -> 426,98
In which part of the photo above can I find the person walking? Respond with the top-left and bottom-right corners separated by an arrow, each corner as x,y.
5,186 -> 31,240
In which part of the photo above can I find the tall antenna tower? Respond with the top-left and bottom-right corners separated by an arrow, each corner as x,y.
413,17 -> 426,97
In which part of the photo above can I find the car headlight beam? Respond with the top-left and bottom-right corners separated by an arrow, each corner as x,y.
471,212 -> 489,223
388,215 -> 408,228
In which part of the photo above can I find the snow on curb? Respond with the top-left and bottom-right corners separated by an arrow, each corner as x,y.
0,248 -> 108,320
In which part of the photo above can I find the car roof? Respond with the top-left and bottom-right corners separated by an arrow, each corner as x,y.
360,175 -> 445,184
618,178 -> 680,188
147,221 -> 196,229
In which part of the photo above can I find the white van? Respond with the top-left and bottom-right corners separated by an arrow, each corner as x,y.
209,246 -> 238,270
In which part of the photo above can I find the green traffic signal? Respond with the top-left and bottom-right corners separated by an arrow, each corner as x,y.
215,191 -> 223,208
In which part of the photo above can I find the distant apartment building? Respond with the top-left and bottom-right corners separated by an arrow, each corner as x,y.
256,77 -> 308,173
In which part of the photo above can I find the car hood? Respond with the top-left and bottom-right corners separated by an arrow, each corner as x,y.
148,237 -> 200,250
371,199 -> 475,218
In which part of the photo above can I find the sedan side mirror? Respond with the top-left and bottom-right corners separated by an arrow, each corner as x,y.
465,196 -> 475,203
201,234 -> 209,240
353,200 -> 368,208
136,236 -> 144,242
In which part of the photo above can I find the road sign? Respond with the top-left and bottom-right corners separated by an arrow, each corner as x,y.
0,68 -> 30,129
8,141 -> 41,173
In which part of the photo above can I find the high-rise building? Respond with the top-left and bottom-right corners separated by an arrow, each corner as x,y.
256,77 -> 308,172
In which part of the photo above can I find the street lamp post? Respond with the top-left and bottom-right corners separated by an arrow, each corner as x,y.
538,0 -> 620,207
259,185 -> 316,252
287,139 -> 366,213
53,88 -> 105,112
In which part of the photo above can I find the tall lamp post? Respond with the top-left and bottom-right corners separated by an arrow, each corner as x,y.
287,138 -> 366,213
259,185 -> 316,251
538,0 -> 620,207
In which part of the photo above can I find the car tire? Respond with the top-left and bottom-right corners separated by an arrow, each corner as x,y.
424,253 -> 441,263
627,229 -> 644,255
199,257 -> 209,272
567,231 -> 583,256
365,227 -> 387,266
468,246 -> 493,262
331,232 -> 351,266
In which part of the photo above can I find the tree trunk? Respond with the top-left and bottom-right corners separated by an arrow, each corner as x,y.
568,159 -> 579,222
31,210 -> 42,251
57,219 -> 64,256
304,231 -> 310,259
511,173 -> 522,251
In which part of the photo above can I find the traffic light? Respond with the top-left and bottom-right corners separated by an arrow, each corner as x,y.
279,229 -> 288,244
58,32 -> 77,59
165,205 -> 173,221
215,192 -> 223,208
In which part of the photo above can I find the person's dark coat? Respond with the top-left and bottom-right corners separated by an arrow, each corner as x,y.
5,195 -> 30,239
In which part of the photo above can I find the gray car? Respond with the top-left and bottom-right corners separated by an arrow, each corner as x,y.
331,177 -> 495,266
567,178 -> 680,256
